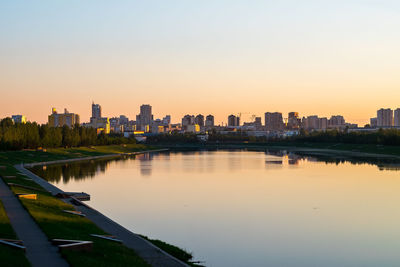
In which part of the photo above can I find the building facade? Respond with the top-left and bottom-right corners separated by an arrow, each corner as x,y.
11,115 -> 27,124
182,115 -> 195,127
92,102 -> 102,119
328,115 -> 345,128
228,115 -> 240,127
370,117 -> 377,128
136,104 -> 153,131
195,114 -> 205,127
287,112 -> 300,129
265,112 -> 283,130
394,108 -> 400,127
205,115 -> 214,127
48,108 -> 80,127
377,108 -> 393,127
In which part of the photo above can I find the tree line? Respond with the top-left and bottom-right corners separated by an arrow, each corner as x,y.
294,128 -> 400,146
0,118 -> 136,150
147,128 -> 400,146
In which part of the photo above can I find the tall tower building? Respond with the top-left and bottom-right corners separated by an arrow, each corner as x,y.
265,112 -> 283,130
328,115 -> 346,128
228,115 -> 240,127
182,115 -> 195,126
195,114 -> 205,127
377,108 -> 393,127
287,112 -> 300,129
394,108 -> 400,127
136,104 -> 153,129
205,115 -> 214,127
92,102 -> 102,119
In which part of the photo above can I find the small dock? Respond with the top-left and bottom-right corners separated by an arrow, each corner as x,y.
64,192 -> 90,201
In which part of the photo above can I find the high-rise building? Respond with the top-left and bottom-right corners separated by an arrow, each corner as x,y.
370,117 -> 377,128
48,108 -> 80,127
182,115 -> 195,126
11,115 -> 27,124
265,112 -> 283,130
254,117 -> 262,127
205,115 -> 214,127
89,102 -> 110,133
319,117 -> 328,130
136,104 -> 153,130
162,115 -> 171,125
394,109 -> 400,127
303,115 -> 319,130
377,108 -> 393,127
119,115 -> 129,125
228,115 -> 240,127
92,102 -> 102,119
287,112 -> 300,129
195,114 -> 205,127
328,115 -> 345,128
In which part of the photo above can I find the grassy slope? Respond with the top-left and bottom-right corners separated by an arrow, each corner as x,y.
0,144 -> 149,165
0,199 -> 31,267
140,235 -> 204,267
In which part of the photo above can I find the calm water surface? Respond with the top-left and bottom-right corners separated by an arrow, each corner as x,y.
32,150 -> 400,267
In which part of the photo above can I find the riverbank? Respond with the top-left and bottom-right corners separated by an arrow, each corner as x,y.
0,144 -> 197,267
153,142 -> 400,159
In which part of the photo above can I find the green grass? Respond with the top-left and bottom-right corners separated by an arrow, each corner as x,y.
140,235 -> 204,267
0,199 -> 31,267
0,144 -> 151,166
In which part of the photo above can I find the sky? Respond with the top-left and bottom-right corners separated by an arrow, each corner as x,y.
1,0 -> 399,125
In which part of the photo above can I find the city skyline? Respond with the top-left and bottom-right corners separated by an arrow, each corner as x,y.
1,1 -> 400,126
4,102 -> 400,127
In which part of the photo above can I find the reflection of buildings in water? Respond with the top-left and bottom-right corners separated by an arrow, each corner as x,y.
136,153 -> 153,161
378,164 -> 400,171
265,158 -> 283,169
154,151 -> 171,160
265,150 -> 287,157
288,153 -> 301,165
139,163 -> 152,176
227,152 -> 244,171
265,160 -> 283,165
136,153 -> 153,176
305,157 -> 319,163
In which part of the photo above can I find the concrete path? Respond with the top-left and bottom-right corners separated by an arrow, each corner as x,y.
0,177 -> 69,267
17,160 -> 188,267
72,200 -> 189,267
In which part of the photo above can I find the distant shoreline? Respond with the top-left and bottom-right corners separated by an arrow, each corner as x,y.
152,143 -> 400,160
23,148 -> 169,168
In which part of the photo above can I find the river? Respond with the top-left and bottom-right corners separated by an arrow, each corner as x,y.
31,150 -> 400,267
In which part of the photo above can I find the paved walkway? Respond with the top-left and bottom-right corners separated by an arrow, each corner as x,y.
72,200 -> 188,267
17,161 -> 188,267
0,177 -> 69,267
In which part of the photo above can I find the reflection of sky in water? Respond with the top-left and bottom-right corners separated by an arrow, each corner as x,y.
32,151 -> 400,267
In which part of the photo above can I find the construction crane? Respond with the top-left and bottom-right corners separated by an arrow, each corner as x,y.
237,112 -> 257,122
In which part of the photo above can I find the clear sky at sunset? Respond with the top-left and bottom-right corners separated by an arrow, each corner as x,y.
1,0 -> 399,125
